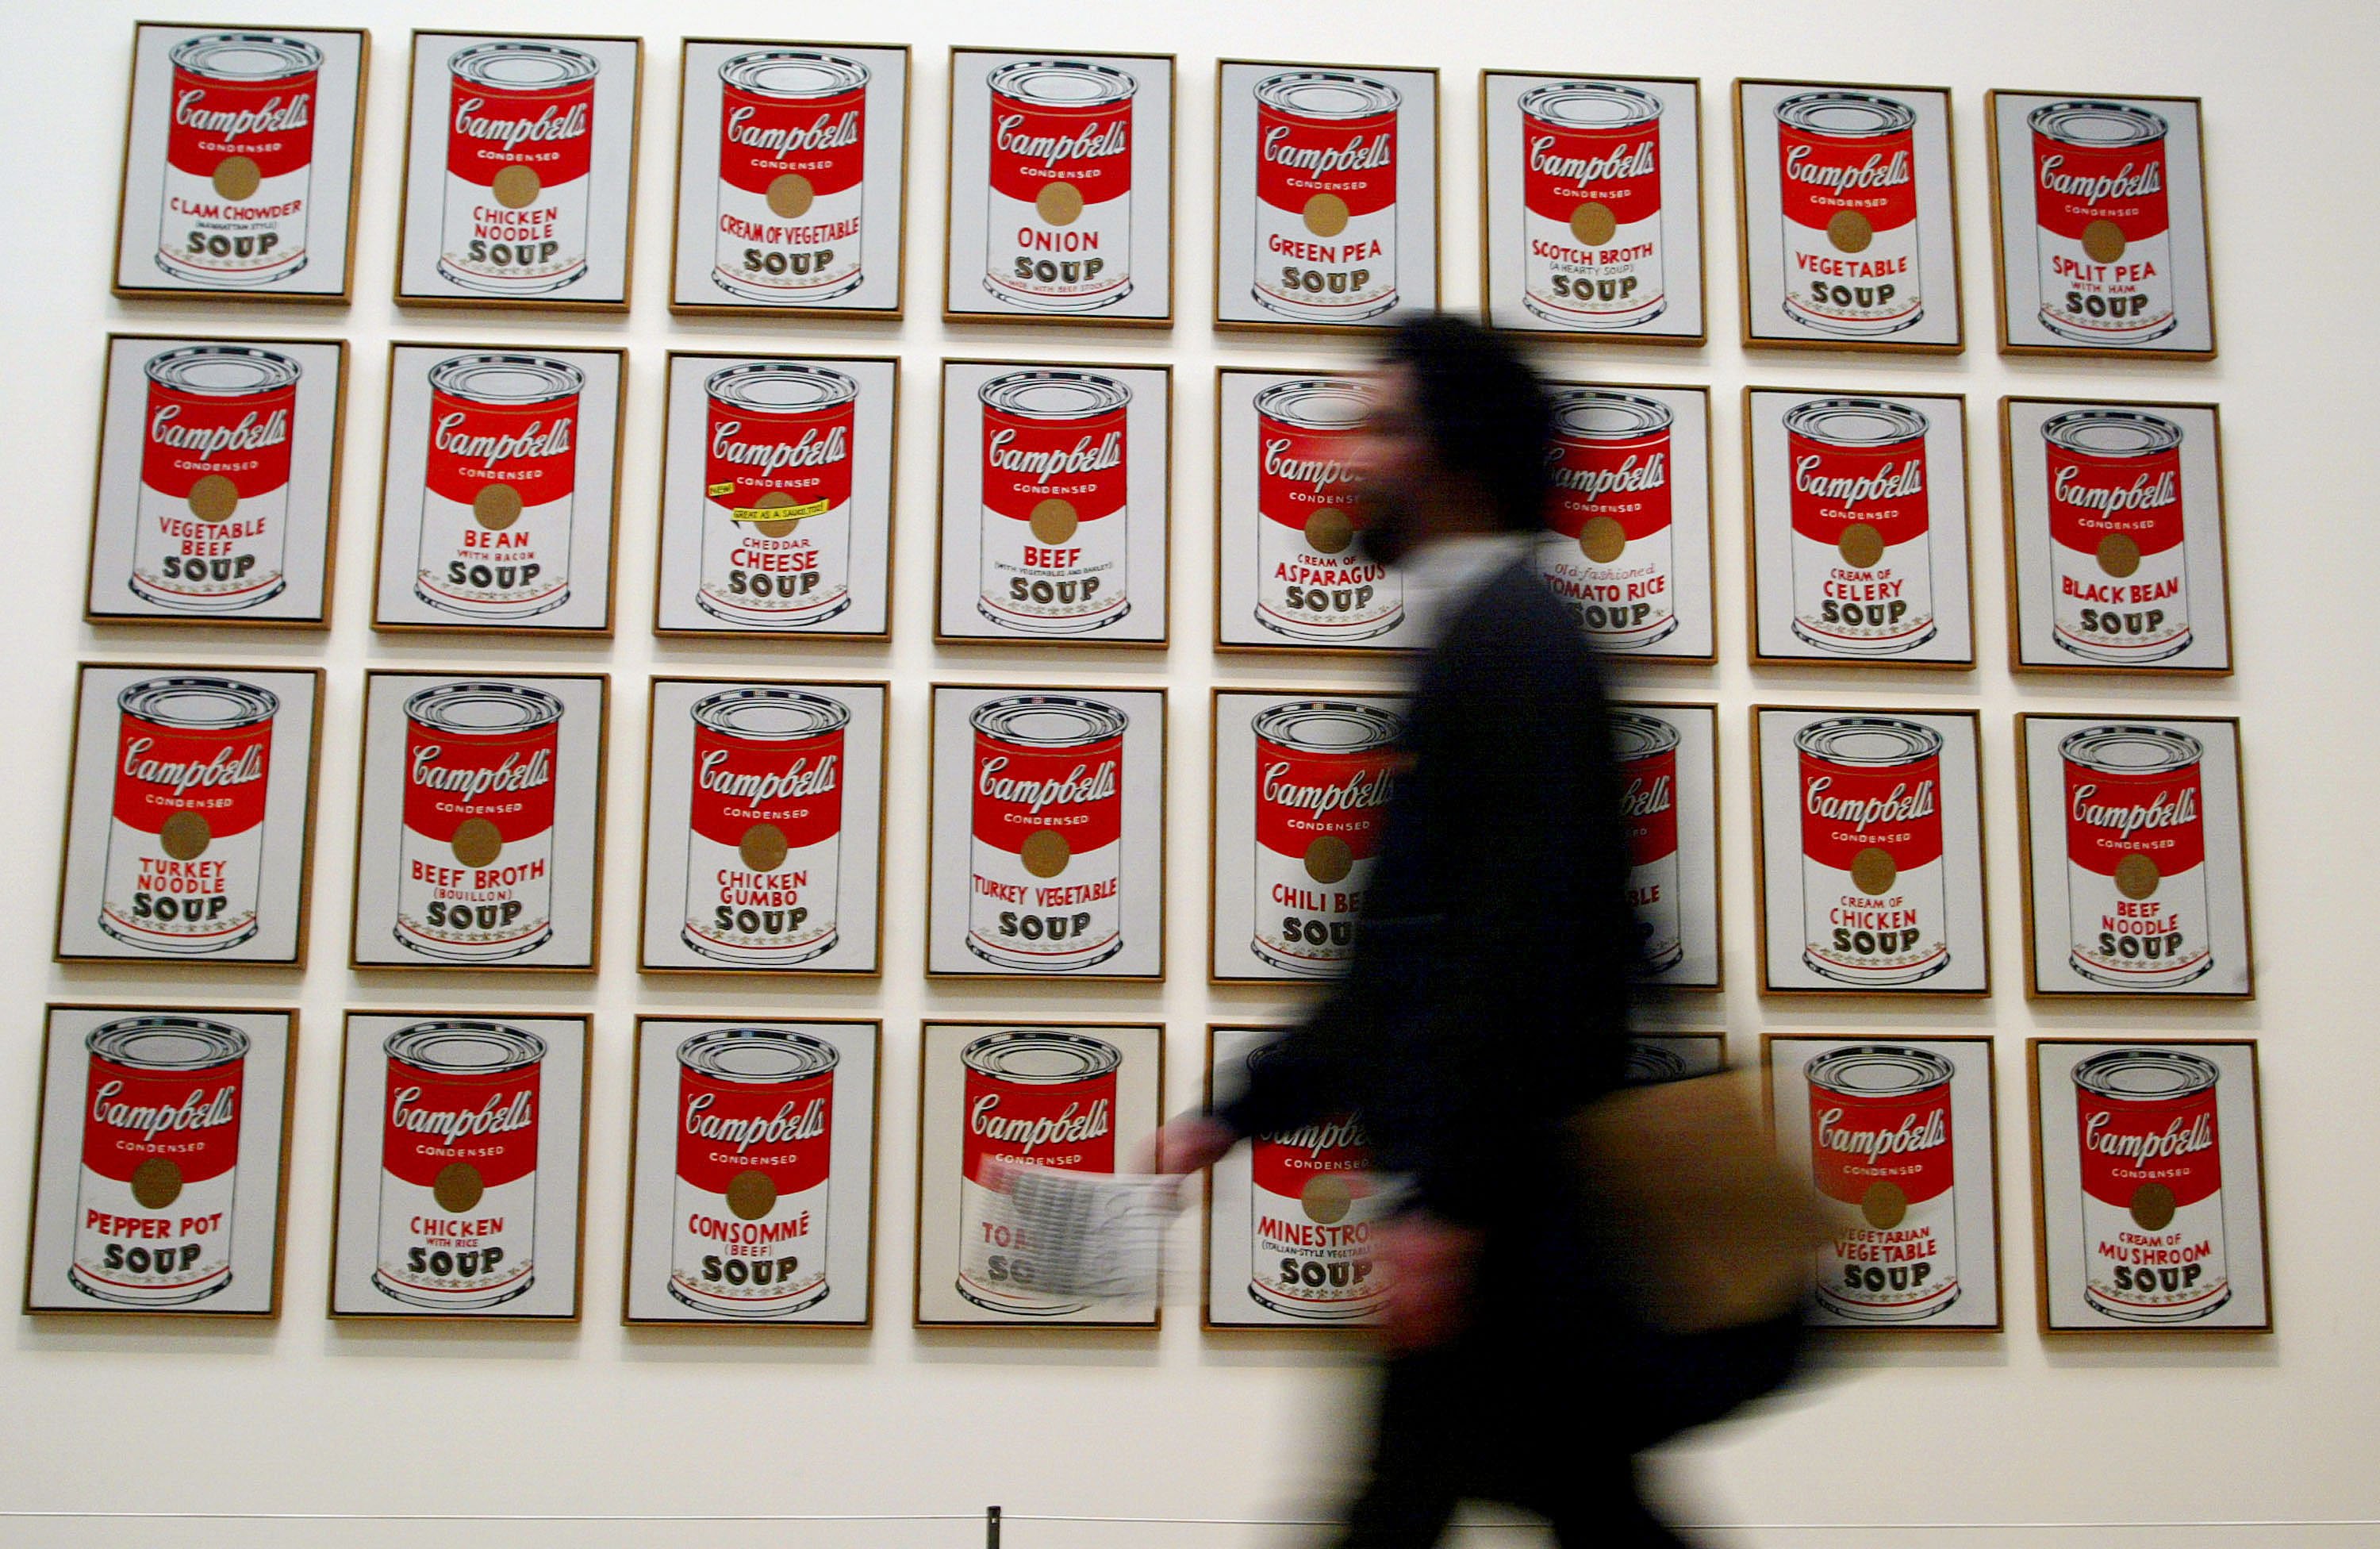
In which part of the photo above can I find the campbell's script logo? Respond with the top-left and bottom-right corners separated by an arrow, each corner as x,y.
1795,455 -> 1923,508
150,407 -> 290,461
121,738 -> 265,795
1263,126 -> 1392,175
1806,777 -> 1936,826
684,1093 -> 826,1150
1785,144 -> 1911,192
1528,136 -> 1654,183
1553,451 -> 1665,502
978,758 -> 1117,813
996,113 -> 1127,167
90,1081 -> 237,1140
2039,156 -> 2163,203
1262,762 -> 1393,819
1263,437 -> 1357,489
1817,1105 -> 1947,1160
453,98 -> 589,152
2071,782 -> 2198,840
2086,1110 -> 2213,1165
969,1094 -> 1110,1152
2055,467 -> 2178,513
436,413 -> 573,468
988,429 -> 1122,486
175,89 -> 311,140
712,421 -> 848,473
410,745 -> 553,799
1621,773 -> 1673,819
1263,1114 -> 1368,1156
698,749 -> 838,802
389,1085 -> 534,1143
726,106 -> 858,156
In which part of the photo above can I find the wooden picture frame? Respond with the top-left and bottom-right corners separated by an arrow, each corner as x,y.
653,349 -> 899,641
935,359 -> 1173,646
2001,396 -> 2233,675
1733,78 -> 1964,353
1214,59 -> 1441,332
915,1019 -> 1165,1328
2015,713 -> 2254,1000
371,341 -> 626,636
1987,90 -> 2215,359
348,670 -> 610,973
638,675 -> 889,976
2029,1038 -> 2270,1332
1478,70 -> 1706,344
623,1017 -> 883,1327
112,22 -> 370,303
328,1010 -> 593,1321
86,333 -> 349,628
1743,386 -> 1975,668
393,29 -> 643,311
924,682 -> 1167,981
669,38 -> 911,319
1763,1032 -> 2004,1331
942,47 -> 1176,325
25,1004 -> 299,1317
55,662 -> 324,967
1751,704 -> 1990,997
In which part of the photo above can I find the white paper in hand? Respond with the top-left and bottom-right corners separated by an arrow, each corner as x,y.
963,1159 -> 1180,1304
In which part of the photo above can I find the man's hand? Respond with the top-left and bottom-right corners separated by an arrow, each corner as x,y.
1138,1114 -> 1238,1202
1375,1212 -> 1484,1355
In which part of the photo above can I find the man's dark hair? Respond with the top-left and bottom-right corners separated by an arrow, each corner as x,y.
1380,313 -> 1553,533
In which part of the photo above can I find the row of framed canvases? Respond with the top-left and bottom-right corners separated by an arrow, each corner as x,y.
60,671 -> 2253,999
93,336 -> 2232,675
117,26 -> 2216,357
25,1012 -> 2271,1333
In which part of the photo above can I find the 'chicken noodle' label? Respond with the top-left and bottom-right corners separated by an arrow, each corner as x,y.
673,1028 -> 836,1316
439,42 -> 597,295
967,696 -> 1126,971
373,1021 -> 545,1310
2074,1048 -> 2228,1321
1806,1045 -> 1959,1320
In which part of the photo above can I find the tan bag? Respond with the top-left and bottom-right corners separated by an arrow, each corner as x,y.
1569,1068 -> 1827,1336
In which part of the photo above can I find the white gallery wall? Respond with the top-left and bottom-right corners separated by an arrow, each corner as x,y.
4,0 -> 2378,1545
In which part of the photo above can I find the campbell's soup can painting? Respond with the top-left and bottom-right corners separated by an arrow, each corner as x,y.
396,682 -> 562,962
1251,701 -> 1402,975
158,33 -> 321,286
1784,398 -> 1935,656
134,345 -> 298,613
440,42 -> 597,295
1806,1045 -> 1959,1321
673,1028 -> 837,1316
1544,390 -> 1675,648
2044,410 -> 2190,663
969,696 -> 1126,971
713,50 -> 866,302
2074,1048 -> 2228,1321
2029,101 -> 2175,345
374,1021 -> 544,1309
701,362 -> 857,628
958,1029 -> 1118,1315
1253,72 -> 1399,322
1775,91 -> 1921,336
1246,1044 -> 1380,1320
70,1017 -> 249,1305
979,371 -> 1130,634
683,688 -> 847,966
417,354 -> 582,621
2061,725 -> 2212,990
985,61 -> 1135,311
1795,717 -> 1948,986
1518,81 -> 1664,329
102,676 -> 278,955
1254,379 -> 1396,642
1610,711 -> 1683,975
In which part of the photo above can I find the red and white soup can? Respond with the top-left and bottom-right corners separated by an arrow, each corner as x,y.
1775,91 -> 1921,336
1251,701 -> 1402,975
1253,71 -> 1399,321
701,361 -> 857,628
1622,1040 -> 1692,1086
1610,710 -> 1683,975
1795,717 -> 1948,986
397,682 -> 562,962
1544,390 -> 1676,649
968,695 -> 1126,972
2043,409 -> 2190,663
1784,398 -> 1935,655
979,370 -> 1130,634
1806,1044 -> 1959,1321
135,344 -> 298,613
418,353 -> 582,621
374,1020 -> 545,1310
2029,101 -> 2175,345
1518,81 -> 1664,329
71,1017 -> 248,1305
713,50 -> 867,302
102,675 -> 277,955
1253,378 -> 1397,642
2061,725 -> 2211,989
2073,1048 -> 2228,1321
158,33 -> 321,286
957,1029 -> 1119,1315
683,688 -> 847,966
673,1027 -> 838,1317
1246,1042 -> 1380,1320
985,60 -> 1136,312
440,41 -> 597,295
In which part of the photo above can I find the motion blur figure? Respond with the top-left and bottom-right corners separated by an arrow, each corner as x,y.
1157,313 -> 1706,1545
